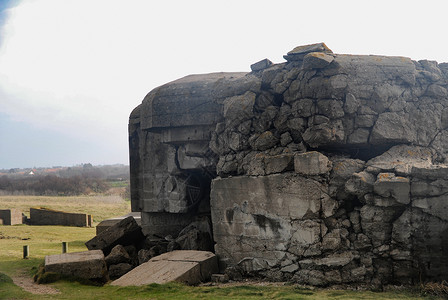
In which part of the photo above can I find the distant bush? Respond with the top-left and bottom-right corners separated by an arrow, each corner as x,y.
121,184 -> 131,201
57,164 -> 129,180
0,174 -> 110,196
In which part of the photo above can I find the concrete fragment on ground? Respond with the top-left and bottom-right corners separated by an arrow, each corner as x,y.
96,212 -> 141,235
111,250 -> 218,286
85,216 -> 144,255
108,263 -> 133,280
105,244 -> 131,266
44,250 -> 108,281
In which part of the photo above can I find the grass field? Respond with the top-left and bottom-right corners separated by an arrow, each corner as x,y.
0,195 -> 442,299
0,194 -> 131,223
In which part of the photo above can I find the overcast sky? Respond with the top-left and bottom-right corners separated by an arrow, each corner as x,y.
0,0 -> 447,169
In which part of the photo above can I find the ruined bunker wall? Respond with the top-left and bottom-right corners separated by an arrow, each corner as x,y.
128,72 -> 261,237
211,149 -> 448,285
30,208 -> 93,227
0,208 -> 23,225
129,43 -> 448,285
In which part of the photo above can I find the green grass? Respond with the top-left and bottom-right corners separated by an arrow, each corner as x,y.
0,224 -> 439,300
107,180 -> 130,188
0,225 -> 96,266
0,277 -> 440,300
0,195 -> 442,299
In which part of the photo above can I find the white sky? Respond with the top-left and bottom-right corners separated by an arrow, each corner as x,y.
0,0 -> 447,169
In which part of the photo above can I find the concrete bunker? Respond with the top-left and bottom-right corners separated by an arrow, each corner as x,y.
129,43 -> 448,286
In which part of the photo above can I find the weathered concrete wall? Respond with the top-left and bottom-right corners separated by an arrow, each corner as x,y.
210,150 -> 448,285
0,209 -> 23,225
30,208 -> 93,227
130,43 -> 448,285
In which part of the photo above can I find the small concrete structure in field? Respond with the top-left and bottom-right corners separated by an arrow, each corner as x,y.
95,212 -> 141,234
0,209 -> 23,225
44,250 -> 108,281
30,207 -> 93,227
111,250 -> 218,286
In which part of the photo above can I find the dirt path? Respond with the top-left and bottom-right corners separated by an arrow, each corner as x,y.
12,272 -> 60,295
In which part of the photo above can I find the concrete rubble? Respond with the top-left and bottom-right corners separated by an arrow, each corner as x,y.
44,214 -> 214,283
111,250 -> 218,286
85,216 -> 144,255
125,42 -> 448,286
95,212 -> 141,234
44,250 -> 108,281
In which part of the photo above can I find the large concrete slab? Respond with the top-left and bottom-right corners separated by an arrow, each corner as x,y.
44,250 -> 108,280
96,212 -> 141,235
111,250 -> 218,286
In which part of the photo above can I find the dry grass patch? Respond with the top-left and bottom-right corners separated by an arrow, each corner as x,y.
0,195 -> 131,222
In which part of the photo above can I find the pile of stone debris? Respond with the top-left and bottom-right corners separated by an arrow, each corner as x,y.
41,215 -> 218,285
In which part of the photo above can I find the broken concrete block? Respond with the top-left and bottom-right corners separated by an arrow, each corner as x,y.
150,250 -> 218,281
367,145 -> 434,175
223,91 -> 256,126
411,178 -> 448,197
264,153 -> 294,174
175,228 -> 213,252
96,212 -> 141,235
85,216 -> 144,255
250,58 -> 273,72
250,131 -> 279,151
175,217 -> 214,251
370,113 -> 417,145
322,229 -> 342,251
111,250 -> 218,286
412,195 -> 448,221
112,260 -> 200,286
294,151 -> 331,175
291,219 -> 322,247
345,171 -> 375,198
321,196 -> 339,218
44,250 -> 108,281
108,263 -> 133,280
284,42 -> 333,61
105,245 -> 130,266
373,173 -> 410,204
303,52 -> 334,69
137,249 -> 152,265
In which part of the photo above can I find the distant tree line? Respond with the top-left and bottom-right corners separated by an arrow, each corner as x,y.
4,164 -> 129,180
0,174 -> 110,196
57,164 -> 129,180
0,164 -> 130,196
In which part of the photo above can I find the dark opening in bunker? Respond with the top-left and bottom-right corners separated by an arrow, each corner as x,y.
176,169 -> 214,214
